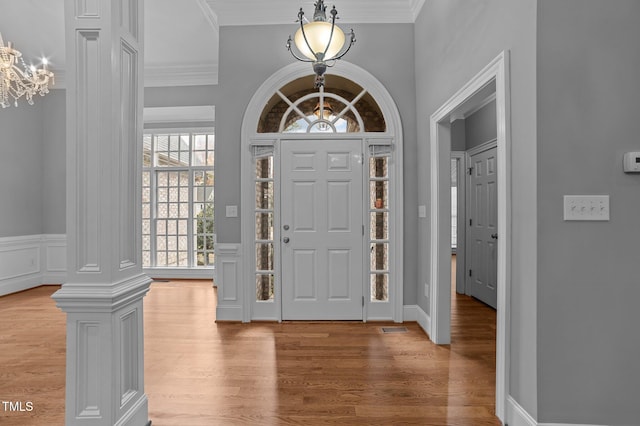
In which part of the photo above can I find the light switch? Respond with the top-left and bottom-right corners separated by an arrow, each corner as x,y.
418,205 -> 427,218
226,205 -> 238,218
563,195 -> 609,221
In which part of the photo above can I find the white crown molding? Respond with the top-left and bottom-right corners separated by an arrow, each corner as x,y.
410,0 -> 426,20
49,65 -> 219,89
196,0 -> 219,33
144,64 -> 218,87
206,0 -> 415,26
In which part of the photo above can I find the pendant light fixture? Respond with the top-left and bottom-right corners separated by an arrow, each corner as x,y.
286,0 -> 356,88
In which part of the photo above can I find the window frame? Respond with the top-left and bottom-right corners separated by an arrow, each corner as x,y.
142,127 -> 215,277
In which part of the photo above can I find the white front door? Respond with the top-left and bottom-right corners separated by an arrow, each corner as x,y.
467,147 -> 498,308
281,139 -> 364,320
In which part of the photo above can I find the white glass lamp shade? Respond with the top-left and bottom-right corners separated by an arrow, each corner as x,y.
294,21 -> 345,61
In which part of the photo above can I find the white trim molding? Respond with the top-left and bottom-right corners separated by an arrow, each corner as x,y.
506,395 -> 608,426
144,268 -> 215,280
507,396 -> 537,426
143,105 -> 215,124
429,51 -> 511,422
539,423 -> 608,426
214,243 -> 243,321
144,64 -> 218,87
240,61 -> 404,323
0,234 -> 68,296
403,304 -> 431,337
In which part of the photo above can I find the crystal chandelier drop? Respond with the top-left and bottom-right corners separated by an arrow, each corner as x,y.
0,33 -> 55,108
286,0 -> 356,88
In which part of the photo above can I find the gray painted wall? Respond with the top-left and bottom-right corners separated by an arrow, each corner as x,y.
0,83 -> 219,238
0,99 -> 45,237
450,100 -> 497,152
41,90 -> 66,234
451,119 -> 466,152
414,0 -> 538,418
216,23 -> 419,304
465,100 -> 497,149
537,1 -> 640,423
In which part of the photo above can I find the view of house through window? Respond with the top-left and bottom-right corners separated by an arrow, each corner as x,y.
142,130 -> 215,268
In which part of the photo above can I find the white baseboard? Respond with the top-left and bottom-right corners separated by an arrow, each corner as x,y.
144,268 -> 215,280
507,396 -> 537,426
0,234 -> 67,296
506,396 -> 607,426
403,304 -> 431,337
215,305 -> 243,321
539,423 -> 608,426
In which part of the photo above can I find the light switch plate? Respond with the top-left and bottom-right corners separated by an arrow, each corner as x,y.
563,195 -> 609,221
226,205 -> 238,218
418,205 -> 427,218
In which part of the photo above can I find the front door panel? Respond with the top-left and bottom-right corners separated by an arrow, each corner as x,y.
281,140 -> 363,320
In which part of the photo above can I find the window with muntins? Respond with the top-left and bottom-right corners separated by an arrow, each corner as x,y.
142,130 -> 215,268
257,75 -> 386,133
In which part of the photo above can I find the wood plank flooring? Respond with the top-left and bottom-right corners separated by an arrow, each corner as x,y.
0,256 -> 499,425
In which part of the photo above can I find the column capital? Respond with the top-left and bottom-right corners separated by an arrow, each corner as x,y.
52,274 -> 151,313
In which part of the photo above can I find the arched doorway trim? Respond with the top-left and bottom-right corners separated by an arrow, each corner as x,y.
234,61 -> 404,323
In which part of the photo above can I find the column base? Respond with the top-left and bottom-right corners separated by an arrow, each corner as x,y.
52,273 -> 152,426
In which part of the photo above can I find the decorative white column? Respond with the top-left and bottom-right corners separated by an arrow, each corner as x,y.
52,1 -> 151,425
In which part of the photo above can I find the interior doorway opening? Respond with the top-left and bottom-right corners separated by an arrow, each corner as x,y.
429,51 -> 510,422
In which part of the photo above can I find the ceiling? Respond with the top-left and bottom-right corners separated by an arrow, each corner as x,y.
0,0 -> 424,87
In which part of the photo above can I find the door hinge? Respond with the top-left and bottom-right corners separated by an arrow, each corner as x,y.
469,269 -> 472,277
362,224 -> 365,236
362,296 -> 365,307
469,218 -> 473,226
468,167 -> 474,175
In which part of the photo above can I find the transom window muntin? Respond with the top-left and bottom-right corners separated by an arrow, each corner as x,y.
252,73 -> 393,307
258,75 -> 386,134
142,129 -> 215,269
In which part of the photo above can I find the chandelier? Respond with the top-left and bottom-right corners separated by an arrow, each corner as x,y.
0,33 -> 55,108
286,0 -> 356,88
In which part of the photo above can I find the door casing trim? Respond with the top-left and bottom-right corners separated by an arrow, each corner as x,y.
240,61 -> 404,323
429,51 -> 511,422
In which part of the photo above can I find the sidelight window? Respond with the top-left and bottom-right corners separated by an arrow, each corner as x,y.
254,153 -> 275,301
369,149 -> 391,301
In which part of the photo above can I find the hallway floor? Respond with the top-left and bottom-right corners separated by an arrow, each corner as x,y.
0,258 -> 499,425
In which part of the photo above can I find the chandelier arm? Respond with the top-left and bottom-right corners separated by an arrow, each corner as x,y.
321,13 -> 337,60
329,29 -> 356,61
287,47 -> 315,63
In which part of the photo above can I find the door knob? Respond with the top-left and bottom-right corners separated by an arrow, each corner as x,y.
491,233 -> 498,240
283,237 -> 290,243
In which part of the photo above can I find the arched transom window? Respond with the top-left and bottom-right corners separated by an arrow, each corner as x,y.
257,75 -> 386,133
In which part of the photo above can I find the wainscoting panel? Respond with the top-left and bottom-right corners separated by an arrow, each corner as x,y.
214,243 -> 243,321
0,235 -> 67,296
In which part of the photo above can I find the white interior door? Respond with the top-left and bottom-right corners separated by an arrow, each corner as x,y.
281,139 -> 364,320
467,147 -> 498,308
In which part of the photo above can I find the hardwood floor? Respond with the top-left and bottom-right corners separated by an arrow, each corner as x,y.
0,259 -> 499,425
0,286 -> 66,426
